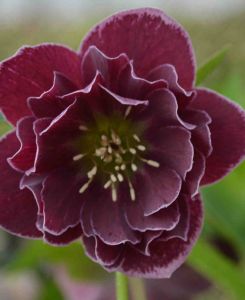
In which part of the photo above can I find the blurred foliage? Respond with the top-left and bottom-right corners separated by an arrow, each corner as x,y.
0,9 -> 245,300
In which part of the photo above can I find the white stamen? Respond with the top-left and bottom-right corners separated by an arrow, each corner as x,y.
73,153 -> 85,161
79,125 -> 88,131
108,146 -> 112,154
103,155 -> 113,163
87,166 -> 97,178
104,180 -> 112,189
128,181 -> 136,201
124,106 -> 132,118
111,185 -> 117,202
137,145 -> 146,151
115,166 -> 120,171
95,147 -> 106,157
131,163 -> 137,172
79,179 -> 91,194
120,164 -> 126,171
133,134 -> 140,142
129,148 -> 137,155
101,135 -> 108,146
142,159 -> 160,168
110,174 -> 117,183
117,173 -> 124,182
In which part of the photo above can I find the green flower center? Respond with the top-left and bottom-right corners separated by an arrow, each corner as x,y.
73,107 -> 160,201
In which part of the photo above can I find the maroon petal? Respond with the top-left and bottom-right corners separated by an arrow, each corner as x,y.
28,72 -> 78,118
118,194 -> 203,278
184,150 -> 206,196
44,224 -> 83,245
0,132 -> 41,238
42,167 -> 86,235
138,89 -> 194,130
147,126 -> 194,179
81,46 -> 129,88
191,88 -> 245,185
80,8 -> 195,90
8,117 -> 36,172
125,195 -> 180,232
0,44 -> 81,125
147,64 -> 191,96
160,195 -> 191,242
91,186 -> 140,245
136,167 -> 182,216
95,237 -> 123,266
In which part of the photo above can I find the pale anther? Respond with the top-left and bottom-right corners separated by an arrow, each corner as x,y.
131,163 -> 137,172
104,180 -> 111,189
110,174 -> 117,183
129,148 -> 137,155
133,134 -> 140,142
117,173 -> 124,182
115,166 -> 120,171
87,166 -> 97,179
146,159 -> 160,168
137,145 -> 146,151
120,164 -> 126,171
111,185 -> 117,202
108,146 -> 113,154
78,125 -> 88,131
73,153 -> 85,161
95,147 -> 106,157
79,179 -> 92,194
128,181 -> 136,201
124,106 -> 132,118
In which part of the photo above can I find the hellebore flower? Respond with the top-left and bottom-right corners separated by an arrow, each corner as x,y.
0,8 -> 245,278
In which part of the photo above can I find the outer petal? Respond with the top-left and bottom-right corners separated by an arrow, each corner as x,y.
118,194 -> 203,278
0,132 -> 41,238
0,44 -> 81,125
191,88 -> 245,185
44,224 -> 83,245
42,167 -> 86,235
8,116 -> 36,172
80,8 -> 195,90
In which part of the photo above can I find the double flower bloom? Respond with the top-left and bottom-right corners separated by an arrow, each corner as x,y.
0,8 -> 244,278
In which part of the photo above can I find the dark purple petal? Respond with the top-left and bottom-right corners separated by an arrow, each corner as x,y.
118,194 -> 203,278
28,72 -> 78,118
160,195 -> 190,242
20,173 -> 45,214
8,117 -> 36,172
191,88 -> 245,185
0,44 -> 81,125
80,8 -> 195,90
0,132 -> 42,238
147,64 -> 192,97
81,46 -> 129,88
137,89 -> 194,130
135,167 -> 182,216
147,126 -> 194,179
42,167 -> 86,235
184,150 -> 205,196
95,237 -> 123,266
44,224 -> 83,245
125,194 -> 180,232
91,185 -> 140,245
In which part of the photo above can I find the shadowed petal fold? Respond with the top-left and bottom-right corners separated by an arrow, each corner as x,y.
0,132 -> 41,237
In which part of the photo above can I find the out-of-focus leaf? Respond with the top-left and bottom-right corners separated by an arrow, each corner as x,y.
188,238 -> 245,299
0,119 -> 12,136
196,45 -> 230,85
7,240 -> 109,282
38,272 -> 64,300
202,163 -> 245,254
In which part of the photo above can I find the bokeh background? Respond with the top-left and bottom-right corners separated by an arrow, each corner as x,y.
0,1 -> 245,299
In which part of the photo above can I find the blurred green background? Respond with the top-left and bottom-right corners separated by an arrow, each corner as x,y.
0,1 -> 244,299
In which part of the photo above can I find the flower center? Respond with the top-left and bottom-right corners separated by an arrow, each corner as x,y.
73,107 -> 160,202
